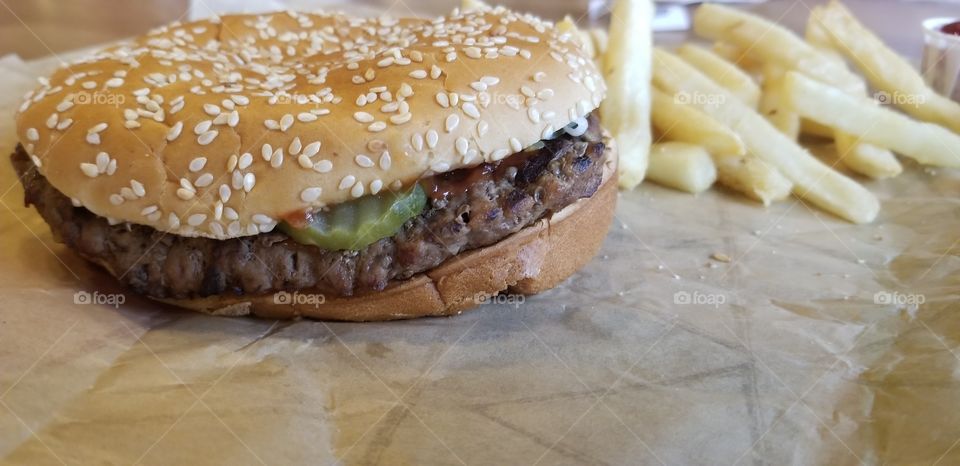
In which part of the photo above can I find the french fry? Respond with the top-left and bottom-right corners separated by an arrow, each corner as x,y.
460,0 -> 490,10
693,4 -> 900,179
782,71 -> 960,168
647,143 -> 717,194
711,42 -> 763,73
759,65 -> 801,140
653,49 -> 879,223
805,9 -> 903,179
589,28 -> 609,58
651,88 -> 746,156
812,1 -> 960,134
693,4 -> 865,94
713,152 -> 793,206
601,0 -> 654,189
677,44 -> 761,108
834,133 -> 903,179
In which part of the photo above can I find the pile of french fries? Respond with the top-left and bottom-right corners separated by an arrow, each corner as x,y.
603,1 -> 960,224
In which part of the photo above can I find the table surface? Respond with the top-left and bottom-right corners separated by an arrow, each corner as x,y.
0,0 -> 955,60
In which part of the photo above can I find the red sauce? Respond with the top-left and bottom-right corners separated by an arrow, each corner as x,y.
280,208 -> 312,229
943,21 -> 960,36
422,147 -> 541,202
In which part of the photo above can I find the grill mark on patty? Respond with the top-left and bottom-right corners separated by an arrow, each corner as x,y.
12,116 -> 607,300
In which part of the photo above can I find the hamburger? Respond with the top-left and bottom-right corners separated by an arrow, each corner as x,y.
11,6 -> 617,320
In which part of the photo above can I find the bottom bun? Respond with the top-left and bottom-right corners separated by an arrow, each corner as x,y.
157,140 -> 618,321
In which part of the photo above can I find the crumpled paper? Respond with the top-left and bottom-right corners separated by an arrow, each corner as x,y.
2,7 -> 960,464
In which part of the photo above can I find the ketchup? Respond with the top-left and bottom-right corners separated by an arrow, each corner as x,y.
943,21 -> 960,36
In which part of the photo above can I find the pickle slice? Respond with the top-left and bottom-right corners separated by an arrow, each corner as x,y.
279,184 -> 427,251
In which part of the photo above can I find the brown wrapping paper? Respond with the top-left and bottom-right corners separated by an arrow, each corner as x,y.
2,34 -> 960,464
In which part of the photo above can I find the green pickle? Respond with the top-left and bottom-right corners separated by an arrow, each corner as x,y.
279,184 -> 427,251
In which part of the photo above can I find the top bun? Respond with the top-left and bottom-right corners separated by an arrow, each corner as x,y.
15,5 -> 606,239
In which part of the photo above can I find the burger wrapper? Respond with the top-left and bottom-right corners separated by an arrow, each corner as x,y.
3,44 -> 960,466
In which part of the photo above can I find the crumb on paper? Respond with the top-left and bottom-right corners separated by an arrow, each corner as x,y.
711,252 -> 732,263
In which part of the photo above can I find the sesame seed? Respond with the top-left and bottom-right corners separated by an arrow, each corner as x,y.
280,114 -> 294,131
86,133 -> 101,145
228,111 -> 240,127
542,125 -> 555,139
446,52 -> 457,62
131,180 -> 146,197
238,153 -> 253,169
537,89 -> 554,99
227,154 -> 238,172
230,95 -> 250,106
80,163 -> 99,178
528,107 -> 541,123
465,47 -> 482,59
195,173 -> 214,187
264,119 -> 280,130
57,101 -> 74,112
355,154 -> 374,168
303,141 -> 321,158
45,114 -> 58,129
436,93 -> 450,108
197,130 -> 218,145
427,130 -> 439,149
492,149 -> 510,161
297,112 -> 317,122
354,112 -> 374,123
339,175 -> 356,190
477,120 -> 489,137
456,137 -> 468,156
351,182 -> 365,198
379,152 -> 392,170
109,194 -> 124,206
177,188 -> 195,200
141,205 -> 158,216
470,82 -> 487,92
412,133 -> 424,151
509,137 -> 522,152
409,70 -> 427,79
314,160 -> 333,173
368,121 -> 387,132
188,214 -> 207,226
194,120 -> 212,135
390,113 -> 412,125
261,144 -> 273,161
300,187 -> 323,202
370,179 -> 383,194
57,119 -> 73,130
482,76 -> 501,86
203,104 -> 220,116
243,173 -> 256,192
298,154 -> 314,169
285,138 -> 300,156
167,122 -> 183,141
219,184 -> 231,202
445,114 -> 460,132
96,152 -> 110,172
26,128 -> 39,141
431,65 -> 442,79
463,102 -> 480,119
270,148 -> 284,168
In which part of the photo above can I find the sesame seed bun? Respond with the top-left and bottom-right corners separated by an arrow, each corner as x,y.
14,6 -> 606,240
154,137 -> 617,321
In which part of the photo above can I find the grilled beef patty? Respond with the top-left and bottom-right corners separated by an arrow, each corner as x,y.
12,115 -> 607,300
